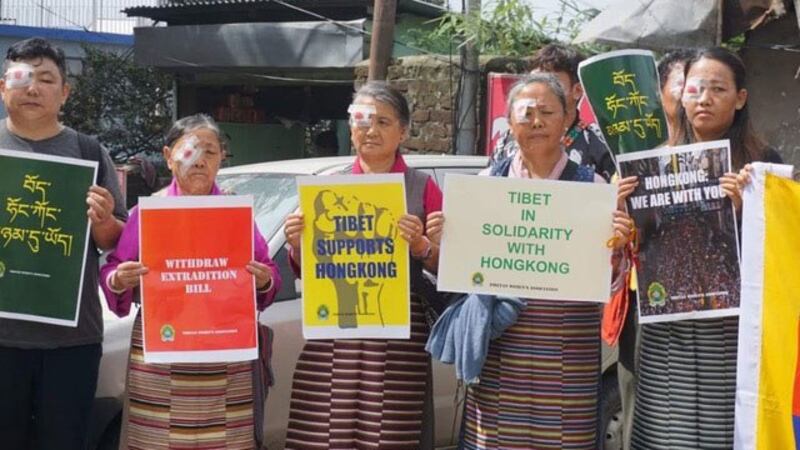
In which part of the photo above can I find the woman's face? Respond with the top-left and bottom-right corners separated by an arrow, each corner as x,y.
682,57 -> 747,141
163,127 -> 224,196
509,82 -> 567,158
350,96 -> 406,162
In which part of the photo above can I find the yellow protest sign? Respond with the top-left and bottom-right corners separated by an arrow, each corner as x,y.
297,174 -> 409,339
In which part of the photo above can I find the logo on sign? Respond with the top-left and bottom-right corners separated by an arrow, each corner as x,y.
160,324 -> 176,342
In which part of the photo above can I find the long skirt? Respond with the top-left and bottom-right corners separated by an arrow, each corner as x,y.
631,317 -> 738,449
121,313 -> 258,450
461,299 -> 601,450
284,295 -> 432,450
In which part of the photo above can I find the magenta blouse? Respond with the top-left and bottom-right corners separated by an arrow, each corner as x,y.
99,179 -> 281,317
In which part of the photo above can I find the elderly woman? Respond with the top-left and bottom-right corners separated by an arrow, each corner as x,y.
282,81 -> 442,449
626,47 -> 782,450
99,114 -> 281,449
427,73 -> 633,449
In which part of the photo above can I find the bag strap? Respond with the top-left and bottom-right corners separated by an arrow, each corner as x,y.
77,132 -> 106,184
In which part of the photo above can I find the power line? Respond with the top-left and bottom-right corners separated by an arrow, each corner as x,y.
270,0 -> 479,74
25,0 -> 137,44
29,0 -> 91,32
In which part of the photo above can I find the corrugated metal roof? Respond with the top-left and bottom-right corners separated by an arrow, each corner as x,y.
124,0 -> 445,22
574,0 -> 797,49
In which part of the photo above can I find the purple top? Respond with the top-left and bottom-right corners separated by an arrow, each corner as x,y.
99,179 -> 281,317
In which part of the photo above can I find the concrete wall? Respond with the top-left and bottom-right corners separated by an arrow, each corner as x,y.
742,14 -> 800,167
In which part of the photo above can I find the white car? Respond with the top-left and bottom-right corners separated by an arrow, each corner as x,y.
90,154 -> 622,450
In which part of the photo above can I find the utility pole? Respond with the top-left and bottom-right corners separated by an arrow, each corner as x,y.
368,0 -> 397,81
455,0 -> 480,155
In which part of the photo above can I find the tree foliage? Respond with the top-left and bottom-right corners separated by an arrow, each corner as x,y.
410,0 -> 605,57
62,45 -> 174,163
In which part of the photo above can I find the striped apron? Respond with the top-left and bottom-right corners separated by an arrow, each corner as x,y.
284,168 -> 435,449
121,312 -> 258,449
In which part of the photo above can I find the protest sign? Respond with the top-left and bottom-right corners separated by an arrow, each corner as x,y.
734,163 -> 799,450
139,195 -> 257,363
486,73 -> 522,156
0,149 -> 96,327
485,73 -> 598,157
437,174 -> 616,302
297,174 -> 409,339
579,49 -> 667,154
618,140 -> 739,323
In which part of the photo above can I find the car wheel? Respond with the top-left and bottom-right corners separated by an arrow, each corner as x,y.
598,374 -> 623,450
95,412 -> 121,450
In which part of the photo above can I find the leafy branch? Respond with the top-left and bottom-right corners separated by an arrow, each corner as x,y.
62,45 -> 174,163
410,0 -> 606,57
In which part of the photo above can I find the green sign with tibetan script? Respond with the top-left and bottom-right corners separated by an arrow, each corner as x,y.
0,149 -> 96,326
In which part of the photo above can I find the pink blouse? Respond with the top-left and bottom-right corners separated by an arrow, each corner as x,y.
99,179 -> 281,317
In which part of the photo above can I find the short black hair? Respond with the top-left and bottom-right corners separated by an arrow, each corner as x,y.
5,37 -> 68,83
657,48 -> 697,88
529,43 -> 586,84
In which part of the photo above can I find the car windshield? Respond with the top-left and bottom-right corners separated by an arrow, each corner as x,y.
216,173 -> 299,240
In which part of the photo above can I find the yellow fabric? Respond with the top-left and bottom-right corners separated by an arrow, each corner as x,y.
756,174 -> 800,449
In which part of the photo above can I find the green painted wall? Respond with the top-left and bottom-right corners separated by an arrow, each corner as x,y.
364,13 -> 439,58
218,122 -> 305,166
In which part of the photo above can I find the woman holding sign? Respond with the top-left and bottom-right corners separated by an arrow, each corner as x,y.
99,114 -> 281,449
282,82 -> 443,449
426,73 -> 633,449
627,48 -> 783,449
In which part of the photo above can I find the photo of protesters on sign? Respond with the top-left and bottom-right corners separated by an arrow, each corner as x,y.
297,174 -> 410,340
618,140 -> 740,323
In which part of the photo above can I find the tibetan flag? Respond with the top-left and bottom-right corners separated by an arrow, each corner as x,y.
734,162 -> 800,450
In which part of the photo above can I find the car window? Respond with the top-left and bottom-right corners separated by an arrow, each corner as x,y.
216,173 -> 299,240
432,166 -> 484,187
272,245 -> 299,303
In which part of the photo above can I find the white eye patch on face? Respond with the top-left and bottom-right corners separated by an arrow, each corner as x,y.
682,77 -> 710,103
4,63 -> 34,90
172,135 -> 203,173
511,99 -> 539,123
348,104 -> 377,128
